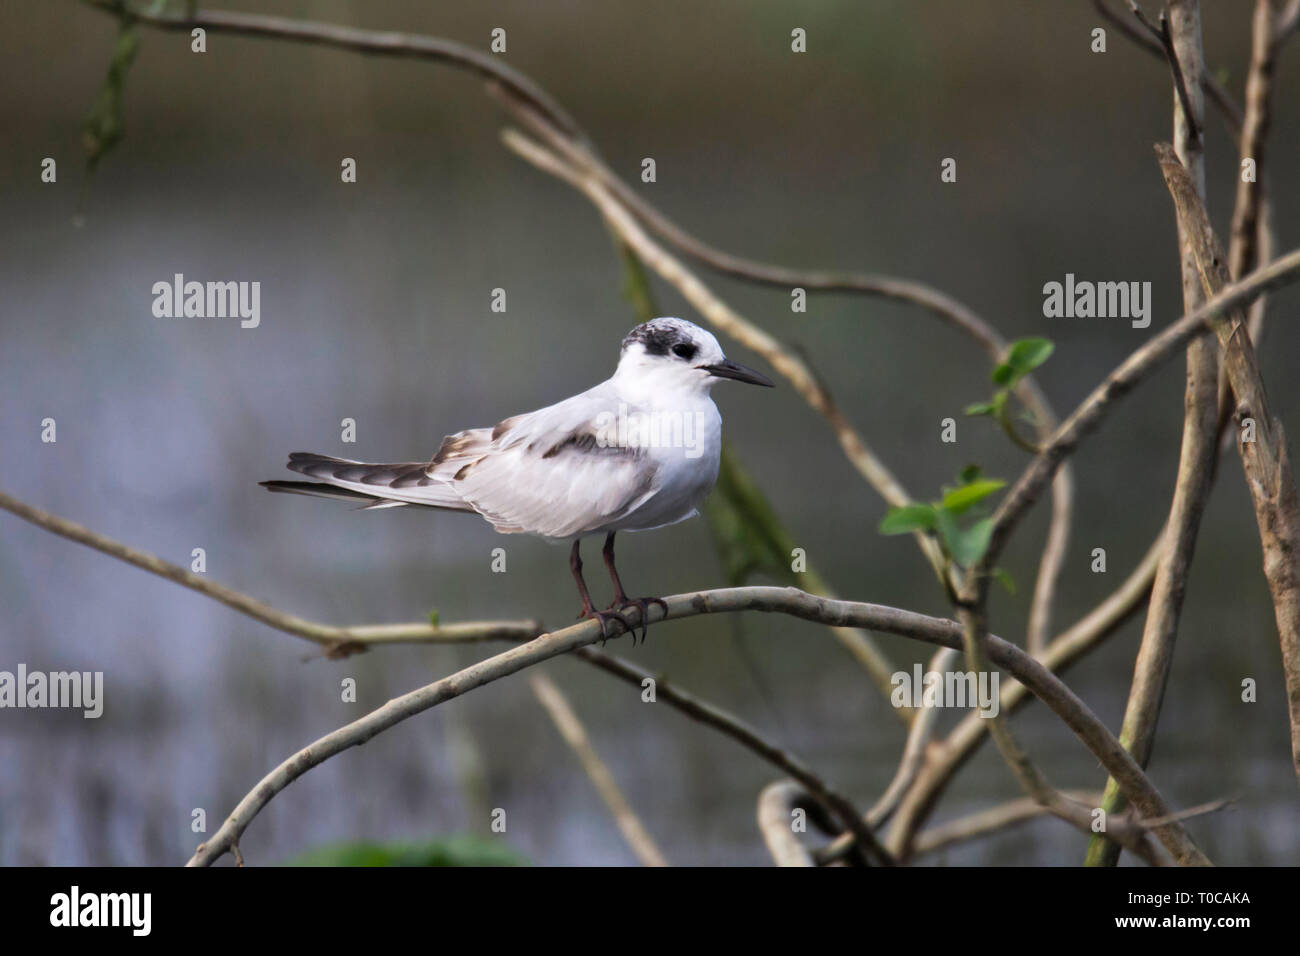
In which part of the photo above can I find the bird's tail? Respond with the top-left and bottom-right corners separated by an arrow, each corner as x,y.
260,452 -> 470,511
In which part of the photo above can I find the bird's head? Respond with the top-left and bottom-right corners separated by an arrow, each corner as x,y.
614,318 -> 774,395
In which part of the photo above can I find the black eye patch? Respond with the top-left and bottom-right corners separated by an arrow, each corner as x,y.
672,343 -> 698,361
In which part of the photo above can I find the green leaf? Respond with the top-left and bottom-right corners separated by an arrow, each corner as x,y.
991,363 -> 1016,387
428,608 -> 440,626
993,567 -> 1016,594
879,503 -> 937,535
941,478 -> 1006,515
964,401 -> 997,416
281,835 -> 528,867
958,464 -> 983,485
948,517 -> 995,567
994,337 -> 1055,387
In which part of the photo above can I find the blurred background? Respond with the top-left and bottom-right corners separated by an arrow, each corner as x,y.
2,1 -> 1298,865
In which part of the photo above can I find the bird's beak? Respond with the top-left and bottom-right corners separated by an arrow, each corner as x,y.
701,359 -> 775,387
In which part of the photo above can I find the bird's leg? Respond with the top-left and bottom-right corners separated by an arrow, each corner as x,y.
570,539 -> 629,643
601,532 -> 668,644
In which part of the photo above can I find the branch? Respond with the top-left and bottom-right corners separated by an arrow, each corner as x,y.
573,646 -> 886,864
0,482 -> 896,851
1228,0 -> 1297,286
757,782 -> 817,866
0,487 -> 539,654
888,535 -> 1163,858
817,647 -> 958,864
1087,0 -> 1219,868
1155,142 -> 1300,784
1094,0 -> 1243,129
81,0 -> 585,141
187,586 -> 1207,866
910,791 -> 1230,860
529,672 -> 668,867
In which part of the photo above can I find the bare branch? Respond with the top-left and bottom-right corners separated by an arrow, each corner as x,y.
81,0 -> 584,141
0,487 -> 540,653
1092,0 -> 1244,130
1087,0 -> 1219,869
1229,0 -> 1289,282
818,647 -> 959,864
1156,142 -> 1300,784
572,647 -> 886,864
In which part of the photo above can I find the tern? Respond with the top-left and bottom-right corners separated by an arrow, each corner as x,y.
262,317 -> 774,641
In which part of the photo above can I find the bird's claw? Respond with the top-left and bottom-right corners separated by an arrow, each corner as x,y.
577,606 -> 632,644
607,596 -> 668,645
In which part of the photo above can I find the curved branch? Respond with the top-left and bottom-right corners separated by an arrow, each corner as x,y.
757,782 -> 818,867
188,586 -> 1204,866
0,482 -> 894,845
81,0 -> 585,140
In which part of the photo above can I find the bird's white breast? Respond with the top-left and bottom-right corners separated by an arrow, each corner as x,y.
604,388 -> 722,534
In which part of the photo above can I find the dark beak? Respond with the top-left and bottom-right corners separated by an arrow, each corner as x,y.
701,359 -> 775,387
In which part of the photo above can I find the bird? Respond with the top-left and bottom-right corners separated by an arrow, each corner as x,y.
261,317 -> 774,642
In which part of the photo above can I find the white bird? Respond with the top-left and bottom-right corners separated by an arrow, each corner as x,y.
262,317 -> 774,641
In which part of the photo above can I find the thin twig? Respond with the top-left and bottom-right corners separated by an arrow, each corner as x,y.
0,487 -> 540,653
80,0 -> 585,140
573,647 -> 887,865
817,647 -> 958,864
529,672 -> 668,867
1093,0 -> 1244,130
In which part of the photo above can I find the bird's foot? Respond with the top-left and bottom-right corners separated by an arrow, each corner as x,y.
607,596 -> 668,645
577,605 -> 632,645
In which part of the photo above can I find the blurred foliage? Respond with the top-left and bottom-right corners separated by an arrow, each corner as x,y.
280,835 -> 528,867
82,15 -> 139,176
705,444 -> 801,587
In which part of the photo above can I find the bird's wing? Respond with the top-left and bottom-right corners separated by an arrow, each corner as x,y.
448,384 -> 662,538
